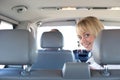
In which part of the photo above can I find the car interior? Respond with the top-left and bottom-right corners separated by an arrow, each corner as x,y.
0,0 -> 120,80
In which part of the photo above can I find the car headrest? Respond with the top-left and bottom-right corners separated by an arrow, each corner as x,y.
92,29 -> 120,65
0,29 -> 36,65
62,62 -> 90,79
40,31 -> 63,49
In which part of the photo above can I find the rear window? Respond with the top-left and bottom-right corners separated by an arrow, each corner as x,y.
37,25 -> 120,50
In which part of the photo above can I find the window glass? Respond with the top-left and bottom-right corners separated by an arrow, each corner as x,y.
0,21 -> 13,30
37,25 -> 120,50
104,26 -> 120,29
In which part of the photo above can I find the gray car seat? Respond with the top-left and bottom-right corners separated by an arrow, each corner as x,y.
0,29 -> 36,76
32,31 -> 74,70
92,29 -> 120,77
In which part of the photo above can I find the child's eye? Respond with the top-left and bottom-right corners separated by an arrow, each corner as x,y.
78,35 -> 82,39
84,33 -> 90,38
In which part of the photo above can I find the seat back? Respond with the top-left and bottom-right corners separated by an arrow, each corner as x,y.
32,31 -> 74,70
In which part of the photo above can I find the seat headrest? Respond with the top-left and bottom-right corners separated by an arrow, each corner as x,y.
40,31 -> 63,49
92,29 -> 120,65
62,62 -> 90,79
0,29 -> 35,65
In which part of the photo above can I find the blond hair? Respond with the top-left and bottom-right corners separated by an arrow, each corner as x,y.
76,16 -> 104,37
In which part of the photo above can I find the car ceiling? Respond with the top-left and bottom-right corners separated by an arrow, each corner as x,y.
0,0 -> 120,24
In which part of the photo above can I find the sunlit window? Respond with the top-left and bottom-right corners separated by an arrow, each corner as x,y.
105,26 -> 120,29
0,21 -> 13,30
37,25 -> 120,51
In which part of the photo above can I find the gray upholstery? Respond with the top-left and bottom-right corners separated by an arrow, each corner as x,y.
1,29 -> 120,80
41,31 -> 63,49
32,31 -> 74,70
92,29 -> 120,65
0,29 -> 35,65
62,62 -> 90,79
32,51 -> 74,70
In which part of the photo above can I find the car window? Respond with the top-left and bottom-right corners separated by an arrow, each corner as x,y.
37,25 -> 120,50
0,21 -> 13,30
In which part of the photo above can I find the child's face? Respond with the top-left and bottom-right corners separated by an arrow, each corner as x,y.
77,32 -> 95,51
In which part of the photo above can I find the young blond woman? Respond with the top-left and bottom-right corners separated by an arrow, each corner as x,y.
76,16 -> 104,69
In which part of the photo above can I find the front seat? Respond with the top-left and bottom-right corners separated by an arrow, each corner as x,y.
32,31 -> 74,70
